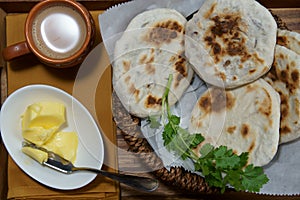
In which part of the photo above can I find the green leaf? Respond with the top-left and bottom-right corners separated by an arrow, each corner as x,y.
177,128 -> 197,148
240,164 -> 269,192
169,115 -> 180,125
162,122 -> 175,147
199,143 -> 214,158
224,170 -> 245,191
213,146 -> 241,169
215,156 -> 240,170
189,134 -> 205,148
181,150 -> 189,160
197,161 -> 212,176
206,171 -> 225,189
148,116 -> 161,129
238,152 -> 249,168
214,146 -> 236,160
244,164 -> 265,176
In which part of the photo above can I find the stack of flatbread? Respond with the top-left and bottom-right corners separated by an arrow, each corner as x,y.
264,30 -> 300,144
113,0 -> 300,167
186,0 -> 300,166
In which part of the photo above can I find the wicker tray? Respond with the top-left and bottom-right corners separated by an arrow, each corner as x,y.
112,12 -> 288,194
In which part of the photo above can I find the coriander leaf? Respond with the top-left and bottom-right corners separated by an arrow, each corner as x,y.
164,126 -> 199,160
224,169 -> 245,191
195,160 -> 212,176
214,146 -> 241,169
189,134 -> 205,148
162,122 -> 176,147
206,171 -> 226,192
241,164 -> 269,192
214,146 -> 231,157
169,115 -> 180,125
148,116 -> 161,129
199,143 -> 214,158
164,134 -> 192,160
177,128 -> 197,147
181,150 -> 189,160
238,152 -> 249,168
215,155 -> 240,170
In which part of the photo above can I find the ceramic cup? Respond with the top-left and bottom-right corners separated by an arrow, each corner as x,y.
2,0 -> 95,68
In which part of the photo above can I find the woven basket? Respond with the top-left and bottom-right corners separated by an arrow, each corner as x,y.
112,12 -> 288,193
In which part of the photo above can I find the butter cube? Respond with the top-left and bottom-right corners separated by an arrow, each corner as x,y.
22,102 -> 66,145
22,146 -> 48,164
42,131 -> 78,163
22,127 -> 57,146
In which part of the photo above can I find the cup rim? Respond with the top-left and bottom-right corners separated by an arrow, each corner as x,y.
25,0 -> 94,65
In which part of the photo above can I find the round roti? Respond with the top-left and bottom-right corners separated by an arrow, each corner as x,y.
264,45 -> 300,144
185,0 -> 277,88
188,79 -> 280,166
113,8 -> 194,118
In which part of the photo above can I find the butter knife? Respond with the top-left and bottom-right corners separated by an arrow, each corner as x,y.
22,141 -> 159,192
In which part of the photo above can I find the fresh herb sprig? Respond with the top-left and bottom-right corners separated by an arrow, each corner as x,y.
151,74 -> 269,193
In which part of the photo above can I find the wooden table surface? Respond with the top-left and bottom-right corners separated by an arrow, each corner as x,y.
1,1 -> 300,200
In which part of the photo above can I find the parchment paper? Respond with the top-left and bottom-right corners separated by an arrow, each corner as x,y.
98,0 -> 300,195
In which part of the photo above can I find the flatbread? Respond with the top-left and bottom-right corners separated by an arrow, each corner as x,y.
264,45 -> 300,144
188,79 -> 281,166
277,29 -> 300,55
113,8 -> 194,118
185,0 -> 277,88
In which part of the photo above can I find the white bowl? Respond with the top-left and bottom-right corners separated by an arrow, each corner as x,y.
0,84 -> 104,190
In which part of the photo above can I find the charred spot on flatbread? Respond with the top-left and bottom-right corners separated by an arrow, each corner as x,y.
129,83 -> 140,98
227,126 -> 236,134
139,49 -> 155,65
145,95 -> 162,108
277,35 -> 288,46
173,53 -> 189,87
241,124 -> 250,138
143,20 -> 184,46
290,70 -> 300,93
203,12 -> 266,75
197,88 -> 235,114
145,64 -> 156,75
258,88 -> 272,117
122,60 -> 131,72
248,141 -> 256,153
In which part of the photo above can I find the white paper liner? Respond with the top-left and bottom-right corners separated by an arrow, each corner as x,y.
98,0 -> 300,195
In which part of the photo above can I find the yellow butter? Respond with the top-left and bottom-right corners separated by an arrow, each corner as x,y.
21,101 -> 78,164
42,131 -> 78,163
22,102 -> 66,145
22,127 -> 58,146
22,146 -> 48,164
